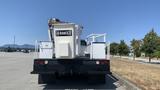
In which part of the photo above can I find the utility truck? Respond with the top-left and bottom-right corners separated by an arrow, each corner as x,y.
31,18 -> 111,84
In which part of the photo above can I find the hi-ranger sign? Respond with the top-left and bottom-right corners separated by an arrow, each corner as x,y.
56,30 -> 72,36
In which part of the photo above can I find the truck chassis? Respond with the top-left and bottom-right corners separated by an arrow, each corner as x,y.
31,58 -> 110,84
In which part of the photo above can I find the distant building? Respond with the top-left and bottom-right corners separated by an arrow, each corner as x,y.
141,52 -> 145,57
129,47 -> 134,57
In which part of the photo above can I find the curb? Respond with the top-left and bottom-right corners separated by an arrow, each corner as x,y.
112,72 -> 141,90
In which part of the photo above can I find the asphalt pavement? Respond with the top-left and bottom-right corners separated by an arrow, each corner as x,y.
0,52 -> 125,90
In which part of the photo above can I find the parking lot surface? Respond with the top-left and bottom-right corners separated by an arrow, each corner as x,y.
0,52 -> 125,90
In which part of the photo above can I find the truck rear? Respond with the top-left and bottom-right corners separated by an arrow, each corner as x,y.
31,18 -> 111,84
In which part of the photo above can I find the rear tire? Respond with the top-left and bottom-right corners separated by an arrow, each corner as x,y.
38,74 -> 56,84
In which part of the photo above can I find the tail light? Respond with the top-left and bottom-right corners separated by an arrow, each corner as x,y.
96,60 -> 110,65
35,60 -> 45,65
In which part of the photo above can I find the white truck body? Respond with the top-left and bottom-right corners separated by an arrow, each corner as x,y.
86,33 -> 108,59
39,41 -> 53,59
31,18 -> 111,84
91,43 -> 106,59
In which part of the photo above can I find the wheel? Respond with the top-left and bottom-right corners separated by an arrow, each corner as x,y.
38,74 -> 56,84
87,72 -> 106,84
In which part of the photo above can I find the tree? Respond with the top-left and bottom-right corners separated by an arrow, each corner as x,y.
118,40 -> 130,57
153,38 -> 160,60
110,42 -> 119,56
142,28 -> 159,62
153,51 -> 160,60
130,39 -> 142,60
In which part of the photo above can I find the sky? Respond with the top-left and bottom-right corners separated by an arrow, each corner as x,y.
0,0 -> 160,45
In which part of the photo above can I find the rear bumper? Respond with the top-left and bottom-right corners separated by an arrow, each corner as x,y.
31,58 -> 111,75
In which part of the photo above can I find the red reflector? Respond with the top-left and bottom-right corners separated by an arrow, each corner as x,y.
99,60 -> 109,64
35,60 -> 45,65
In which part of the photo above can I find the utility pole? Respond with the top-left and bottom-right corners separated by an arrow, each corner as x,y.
13,36 -> 15,48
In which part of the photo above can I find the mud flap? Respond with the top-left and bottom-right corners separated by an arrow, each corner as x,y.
38,74 -> 56,84
87,72 -> 106,84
